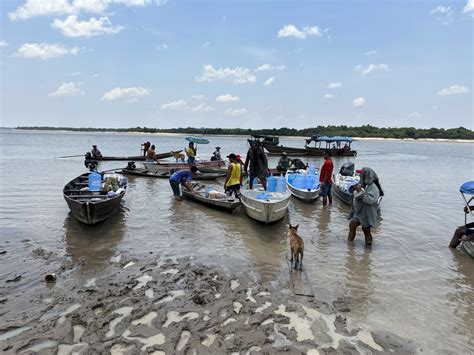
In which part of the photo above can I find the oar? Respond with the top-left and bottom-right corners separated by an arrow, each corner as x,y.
100,167 -> 125,173
56,154 -> 86,159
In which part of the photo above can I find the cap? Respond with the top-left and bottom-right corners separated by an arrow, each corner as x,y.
93,145 -> 97,147
226,153 -> 237,160
215,146 -> 221,150
282,152 -> 287,156
236,154 -> 241,159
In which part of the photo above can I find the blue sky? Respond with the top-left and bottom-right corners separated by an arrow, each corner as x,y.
0,0 -> 472,129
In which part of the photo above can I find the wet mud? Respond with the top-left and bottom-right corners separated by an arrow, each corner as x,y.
0,250 -> 415,354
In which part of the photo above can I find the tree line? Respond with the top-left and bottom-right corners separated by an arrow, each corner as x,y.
14,125 -> 474,140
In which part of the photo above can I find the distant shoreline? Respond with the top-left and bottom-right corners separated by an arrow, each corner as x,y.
5,126 -> 474,142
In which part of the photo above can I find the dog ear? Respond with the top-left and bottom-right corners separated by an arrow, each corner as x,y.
295,224 -> 299,229
288,223 -> 292,229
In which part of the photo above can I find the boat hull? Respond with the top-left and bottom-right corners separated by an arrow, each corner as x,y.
63,173 -> 125,225
181,189 -> 241,211
94,150 -> 181,161
240,190 -> 290,223
462,241 -> 474,258
121,168 -> 225,180
143,159 -> 226,172
263,143 -> 356,156
285,170 -> 321,202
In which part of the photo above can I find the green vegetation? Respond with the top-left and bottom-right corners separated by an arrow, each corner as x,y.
14,125 -> 474,140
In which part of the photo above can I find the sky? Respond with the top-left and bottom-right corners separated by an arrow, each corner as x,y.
0,0 -> 473,129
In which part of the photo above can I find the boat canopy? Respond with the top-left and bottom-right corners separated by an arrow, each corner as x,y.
310,135 -> 353,143
250,135 -> 280,145
185,136 -> 209,144
460,181 -> 474,195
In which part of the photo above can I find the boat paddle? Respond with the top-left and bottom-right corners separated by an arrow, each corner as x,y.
56,154 -> 86,159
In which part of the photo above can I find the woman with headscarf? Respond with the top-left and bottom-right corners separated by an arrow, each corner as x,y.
348,167 -> 384,246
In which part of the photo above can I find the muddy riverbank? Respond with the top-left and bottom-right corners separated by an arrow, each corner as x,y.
0,246 -> 415,354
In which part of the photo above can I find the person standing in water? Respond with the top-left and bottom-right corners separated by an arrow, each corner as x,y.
348,167 -> 383,246
319,150 -> 334,205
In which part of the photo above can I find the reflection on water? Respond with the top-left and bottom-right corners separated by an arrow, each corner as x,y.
344,245 -> 373,323
63,209 -> 126,274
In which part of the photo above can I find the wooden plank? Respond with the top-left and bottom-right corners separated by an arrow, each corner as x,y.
286,257 -> 315,297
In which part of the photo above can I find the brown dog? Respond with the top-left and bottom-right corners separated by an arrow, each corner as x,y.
289,224 -> 304,270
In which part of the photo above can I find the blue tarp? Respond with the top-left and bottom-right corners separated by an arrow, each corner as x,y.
185,136 -> 209,144
460,181 -> 474,195
310,135 -> 353,143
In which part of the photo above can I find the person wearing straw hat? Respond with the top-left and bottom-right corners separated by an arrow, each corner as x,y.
211,146 -> 221,161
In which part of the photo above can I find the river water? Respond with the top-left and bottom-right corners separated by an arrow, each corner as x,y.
0,128 -> 473,353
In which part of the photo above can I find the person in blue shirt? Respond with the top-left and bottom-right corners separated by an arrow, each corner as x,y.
169,165 -> 198,200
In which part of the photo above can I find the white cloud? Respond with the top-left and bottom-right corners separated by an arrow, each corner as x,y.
224,108 -> 247,116
263,77 -> 275,86
352,97 -> 367,107
196,64 -> 256,84
0,40 -> 8,47
278,24 -> 322,39
437,85 -> 470,96
355,63 -> 390,76
328,82 -> 341,89
323,94 -> 335,99
408,112 -> 422,119
101,87 -> 150,103
16,42 -> 79,59
49,82 -> 84,97
464,0 -> 474,13
202,41 -> 210,47
430,5 -> 451,14
161,99 -> 187,110
52,15 -> 123,37
255,64 -> 285,72
191,94 -> 205,100
216,94 -> 239,103
9,0 -> 167,20
430,5 -> 454,24
365,50 -> 376,56
191,103 -> 215,112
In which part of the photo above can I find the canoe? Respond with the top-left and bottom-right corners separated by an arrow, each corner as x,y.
240,182 -> 291,223
94,150 -> 182,161
285,169 -> 321,202
181,184 -> 241,211
143,159 -> 226,172
121,168 -> 225,180
63,172 -> 126,225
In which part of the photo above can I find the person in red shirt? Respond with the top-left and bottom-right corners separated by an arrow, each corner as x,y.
319,150 -> 334,205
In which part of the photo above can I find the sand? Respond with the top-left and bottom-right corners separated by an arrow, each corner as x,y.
0,250 -> 416,354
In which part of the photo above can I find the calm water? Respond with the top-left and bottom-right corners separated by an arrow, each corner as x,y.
0,129 -> 473,353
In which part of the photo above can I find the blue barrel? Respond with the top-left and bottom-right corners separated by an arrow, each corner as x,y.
88,171 -> 102,192
276,176 -> 286,192
267,176 -> 277,192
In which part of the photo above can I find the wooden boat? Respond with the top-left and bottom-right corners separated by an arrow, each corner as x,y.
285,169 -> 321,202
63,172 -> 126,225
143,159 -> 226,172
94,150 -> 182,161
181,184 -> 241,211
121,167 -> 225,180
252,134 -> 357,156
240,180 -> 291,223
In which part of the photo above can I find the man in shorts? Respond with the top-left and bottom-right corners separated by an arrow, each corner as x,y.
169,165 -> 198,200
319,150 -> 333,205
224,153 -> 243,198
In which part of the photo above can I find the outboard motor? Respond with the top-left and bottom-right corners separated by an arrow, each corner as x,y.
127,161 -> 136,170
339,162 -> 355,176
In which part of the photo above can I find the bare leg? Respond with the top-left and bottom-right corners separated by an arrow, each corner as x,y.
322,196 -> 327,205
362,226 -> 373,246
449,226 -> 465,248
328,195 -> 333,205
348,220 -> 360,241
